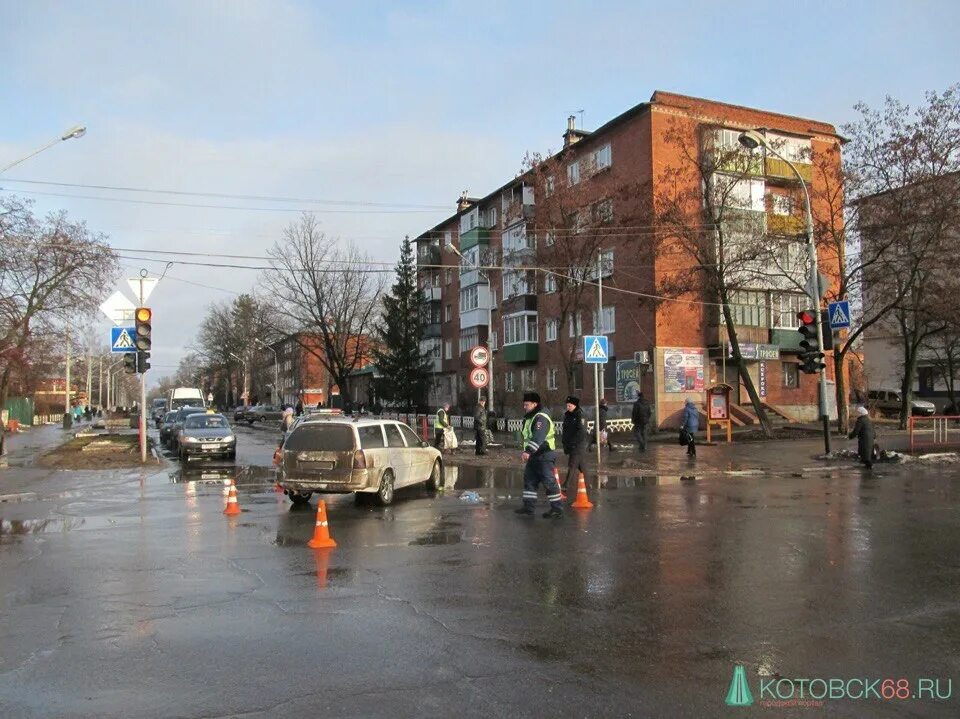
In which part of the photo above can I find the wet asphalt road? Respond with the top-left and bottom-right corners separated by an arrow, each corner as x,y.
1,425 -> 959,717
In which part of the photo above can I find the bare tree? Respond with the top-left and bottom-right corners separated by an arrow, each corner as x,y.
0,197 -> 118,419
651,118 -> 783,436
847,86 -> 960,428
263,213 -> 383,404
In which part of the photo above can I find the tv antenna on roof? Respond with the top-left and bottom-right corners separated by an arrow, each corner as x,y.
569,109 -> 585,129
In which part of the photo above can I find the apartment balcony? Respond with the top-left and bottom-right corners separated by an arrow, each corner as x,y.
501,294 -> 537,315
502,246 -> 536,267
765,157 -> 813,184
708,150 -> 764,177
771,328 -> 803,353
423,322 -> 442,338
417,244 -> 441,266
503,342 -> 539,363
460,307 -> 491,329
460,227 -> 491,251
424,357 -> 442,374
768,213 -> 805,237
421,286 -> 442,302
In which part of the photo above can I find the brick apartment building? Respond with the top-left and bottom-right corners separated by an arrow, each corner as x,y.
262,332 -> 374,409
414,90 -> 847,426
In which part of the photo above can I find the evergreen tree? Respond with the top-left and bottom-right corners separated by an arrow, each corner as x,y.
372,236 -> 430,410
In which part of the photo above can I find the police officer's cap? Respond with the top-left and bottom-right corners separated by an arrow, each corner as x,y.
522,391 -> 541,404
566,395 -> 580,406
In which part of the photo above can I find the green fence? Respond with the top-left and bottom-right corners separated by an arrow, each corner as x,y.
4,397 -> 36,426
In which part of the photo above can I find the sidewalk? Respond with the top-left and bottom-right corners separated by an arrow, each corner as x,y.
0,423 -> 74,468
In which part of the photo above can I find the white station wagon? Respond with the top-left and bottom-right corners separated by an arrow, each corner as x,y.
277,417 -> 443,506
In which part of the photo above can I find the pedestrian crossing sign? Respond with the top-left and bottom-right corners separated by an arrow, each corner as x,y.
828,300 -> 851,329
111,326 -> 137,353
584,335 -> 609,364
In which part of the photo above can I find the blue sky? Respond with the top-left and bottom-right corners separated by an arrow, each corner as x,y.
2,0 -> 958,380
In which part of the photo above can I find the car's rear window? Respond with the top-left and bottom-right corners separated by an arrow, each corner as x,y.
285,424 -> 356,452
357,425 -> 385,449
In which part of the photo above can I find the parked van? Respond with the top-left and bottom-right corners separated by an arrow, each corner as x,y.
866,389 -> 936,416
169,387 -> 205,411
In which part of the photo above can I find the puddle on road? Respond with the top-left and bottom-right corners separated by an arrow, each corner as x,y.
409,529 -> 463,546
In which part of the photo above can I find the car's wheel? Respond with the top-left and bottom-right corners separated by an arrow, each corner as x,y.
425,460 -> 442,491
179,449 -> 188,463
374,470 -> 395,506
288,490 -> 312,505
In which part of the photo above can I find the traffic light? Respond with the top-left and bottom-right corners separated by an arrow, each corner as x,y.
797,310 -> 826,374
124,352 -> 137,374
134,307 -> 152,351
135,307 -> 151,374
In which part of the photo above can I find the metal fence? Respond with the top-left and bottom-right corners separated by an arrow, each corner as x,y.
908,415 -> 960,453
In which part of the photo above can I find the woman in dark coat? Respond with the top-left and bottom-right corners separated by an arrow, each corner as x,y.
848,406 -> 875,468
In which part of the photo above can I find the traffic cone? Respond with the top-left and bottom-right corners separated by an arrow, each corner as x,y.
554,467 -> 567,501
571,472 -> 593,509
223,479 -> 242,516
307,500 -> 337,549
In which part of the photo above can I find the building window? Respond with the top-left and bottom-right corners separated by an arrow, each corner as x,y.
444,304 -> 452,322
445,269 -> 452,285
505,371 -> 514,392
502,269 -> 534,299
772,194 -> 794,216
459,330 -> 479,354
587,249 -> 614,280
545,231 -> 554,247
729,290 -> 769,328
545,319 -> 559,342
594,199 -> 614,224
547,368 -> 559,390
567,161 -> 580,186
783,362 -> 799,388
568,312 -> 582,338
431,273 -> 441,287
592,306 -> 615,334
444,340 -> 452,360
491,289 -> 498,307
460,286 -> 479,312
503,312 -> 538,345
545,273 -> 557,293
521,368 -> 536,390
772,292 -> 806,328
490,331 -> 498,351
546,176 -> 555,196
444,231 -> 452,248
594,143 -> 612,171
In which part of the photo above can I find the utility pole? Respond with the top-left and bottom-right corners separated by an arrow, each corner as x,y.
594,250 -> 603,469
86,348 -> 93,410
63,333 -> 72,429
98,355 -> 103,408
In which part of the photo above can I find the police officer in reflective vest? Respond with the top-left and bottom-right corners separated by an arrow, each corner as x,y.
516,392 -> 563,519
434,402 -> 451,449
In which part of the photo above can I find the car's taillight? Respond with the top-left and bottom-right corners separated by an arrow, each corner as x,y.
272,448 -> 282,466
353,450 -> 367,469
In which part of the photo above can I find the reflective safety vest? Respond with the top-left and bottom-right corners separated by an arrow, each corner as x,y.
521,411 -> 557,452
434,408 -> 448,429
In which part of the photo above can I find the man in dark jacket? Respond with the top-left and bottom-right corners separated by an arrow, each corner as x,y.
561,396 -> 587,493
473,398 -> 488,455
631,393 -> 652,453
848,405 -> 875,469
590,399 -> 616,452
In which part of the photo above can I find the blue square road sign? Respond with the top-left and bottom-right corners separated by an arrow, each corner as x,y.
584,335 -> 609,364
828,300 -> 851,330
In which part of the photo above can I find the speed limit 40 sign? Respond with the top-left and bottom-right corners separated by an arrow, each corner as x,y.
469,366 -> 489,389
469,345 -> 489,367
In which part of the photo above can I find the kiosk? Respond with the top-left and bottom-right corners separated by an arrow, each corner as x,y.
706,383 -> 733,443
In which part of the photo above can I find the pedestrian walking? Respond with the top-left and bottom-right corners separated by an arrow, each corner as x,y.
281,407 -> 295,433
590,399 -> 616,452
434,402 -> 451,450
631,393 -> 652,453
515,392 -> 563,519
681,398 -> 699,457
473,397 -> 488,455
848,405 -> 875,469
561,395 -> 587,493
295,399 -> 303,417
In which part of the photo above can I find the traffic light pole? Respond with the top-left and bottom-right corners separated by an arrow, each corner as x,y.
802,183 -> 831,454
136,282 -> 147,464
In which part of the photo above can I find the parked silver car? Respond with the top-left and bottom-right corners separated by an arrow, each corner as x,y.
866,389 -> 936,416
178,413 -> 236,462
277,418 -> 441,506
245,404 -> 284,424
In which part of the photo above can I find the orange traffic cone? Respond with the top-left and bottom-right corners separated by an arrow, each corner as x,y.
307,500 -> 337,549
554,467 -> 567,501
571,472 -> 593,509
223,479 -> 242,516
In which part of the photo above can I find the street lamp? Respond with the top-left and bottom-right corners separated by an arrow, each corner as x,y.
1,124 -> 87,175
253,338 -> 281,406
448,243 -> 494,413
738,128 -> 831,452
229,352 -> 249,406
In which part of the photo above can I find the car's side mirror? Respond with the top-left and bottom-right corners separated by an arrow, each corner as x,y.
420,441 -> 429,448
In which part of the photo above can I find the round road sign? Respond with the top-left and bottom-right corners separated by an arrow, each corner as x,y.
469,367 -> 489,389
469,345 -> 489,367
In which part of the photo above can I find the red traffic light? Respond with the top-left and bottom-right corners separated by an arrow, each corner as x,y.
797,310 -> 816,325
